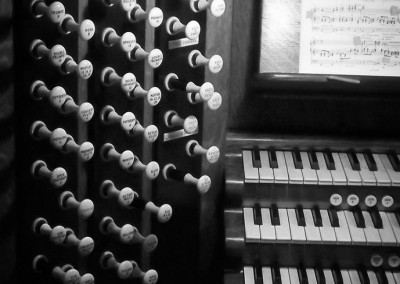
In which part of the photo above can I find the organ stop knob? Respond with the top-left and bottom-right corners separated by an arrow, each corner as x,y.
127,4 -> 164,28
129,260 -> 158,284
59,55 -> 93,80
188,49 -> 223,73
100,143 -> 134,170
189,0 -> 226,17
59,191 -> 94,219
185,140 -> 220,163
129,83 -> 162,106
30,80 -> 67,109
100,179 -> 135,208
162,163 -> 211,194
31,160 -> 67,188
102,27 -> 136,52
126,155 -> 160,180
99,251 -> 134,279
164,73 -> 214,102
63,228 -> 95,256
60,96 -> 94,122
127,44 -> 163,69
101,67 -> 137,93
166,16 -> 201,40
30,121 -> 67,150
30,39 -> 66,66
58,14 -> 95,40
126,120 -> 159,143
32,217 -> 66,245
30,0 -> 65,23
102,0 -> 137,11
100,105 -> 136,132
164,110 -> 198,134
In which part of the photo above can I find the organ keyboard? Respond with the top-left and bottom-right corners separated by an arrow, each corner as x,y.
225,132 -> 400,281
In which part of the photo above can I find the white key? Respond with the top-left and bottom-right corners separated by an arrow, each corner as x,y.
260,208 -> 276,242
262,267 -> 273,284
284,151 -> 303,184
259,151 -> 274,183
349,269 -> 361,284
357,153 -> 376,186
386,272 -> 396,284
339,153 -> 362,185
380,154 -> 400,186
323,269 -> 335,284
378,212 -> 397,246
287,209 -> 306,243
300,152 -> 318,184
243,150 -> 259,183
304,209 -> 321,243
367,271 -> 379,284
243,207 -> 260,242
331,153 -> 347,185
387,212 -> 400,243
320,209 -> 337,243
289,268 -> 300,284
372,154 -> 391,186
244,266 -> 255,284
275,209 -> 291,242
362,211 -> 381,245
280,268 -> 291,284
335,211 -> 352,244
344,210 -> 366,245
274,151 -> 289,184
315,152 -> 333,185
341,270 -> 352,284
393,272 -> 400,284
306,269 -> 318,284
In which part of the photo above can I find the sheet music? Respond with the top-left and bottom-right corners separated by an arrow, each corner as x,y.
299,0 -> 400,76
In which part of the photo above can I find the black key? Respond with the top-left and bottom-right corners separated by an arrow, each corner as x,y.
352,206 -> 366,228
255,265 -> 263,284
272,265 -> 282,284
323,151 -> 336,171
348,151 -> 361,171
388,151 -> 400,172
254,203 -> 262,226
312,206 -> 323,227
328,207 -> 340,228
375,269 -> 388,284
269,150 -> 278,169
308,151 -> 320,170
293,150 -> 303,169
332,266 -> 343,284
252,148 -> 261,168
315,268 -> 326,284
271,204 -> 280,226
358,269 -> 370,284
369,207 -> 383,229
298,267 -> 308,284
296,205 -> 306,227
364,152 -> 377,172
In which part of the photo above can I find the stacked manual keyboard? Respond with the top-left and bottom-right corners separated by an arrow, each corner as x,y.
224,132 -> 400,283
